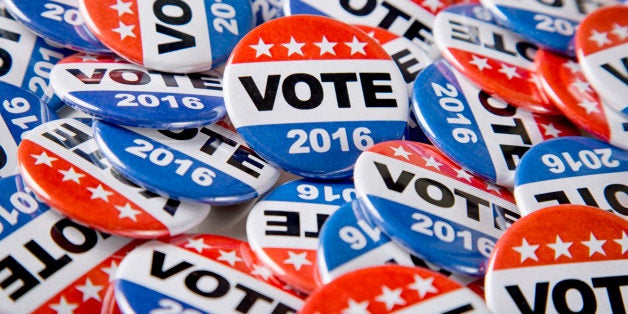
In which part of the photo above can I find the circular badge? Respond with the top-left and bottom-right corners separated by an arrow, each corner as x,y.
514,136 -> 628,219
16,118 -> 211,238
224,15 -> 408,179
92,118 -> 281,205
0,82 -> 46,178
536,49 -> 628,150
301,265 -> 490,313
50,53 -> 227,129
3,0 -> 109,53
485,204 -> 628,313
480,0 -> 616,55
79,0 -> 254,73
246,178 -> 355,293
284,0 -> 453,59
0,175 -> 142,313
575,5 -> 628,117
434,3 -> 559,115
114,234 -> 304,313
413,59 -> 579,187
355,24 -> 434,97
354,140 -> 520,276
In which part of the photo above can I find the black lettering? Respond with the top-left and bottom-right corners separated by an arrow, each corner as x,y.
479,90 -> 517,117
493,204 -> 520,230
66,68 -> 107,84
404,19 -> 432,46
188,72 -> 222,90
264,211 -> 300,237
72,146 -> 109,170
41,123 -> 91,149
149,70 -> 180,87
185,270 -> 229,298
592,275 -> 628,314
374,161 -> 415,193
516,42 -> 538,62
379,1 -> 410,29
321,73 -> 357,108
226,147 -> 264,178
239,75 -> 280,111
0,256 -> 39,301
605,184 -> 628,215
199,127 -> 237,155
159,129 -> 199,141
153,0 -> 192,25
535,190 -> 570,205
601,57 -> 628,86
51,219 -> 98,254
552,279 -> 597,313
0,48 -> 12,77
450,20 -> 480,45
499,144 -> 530,170
156,24 -> 196,54
304,213 -> 329,238
484,32 -> 517,57
0,27 -> 20,42
0,146 -> 6,169
150,250 -> 193,279
506,282 -> 549,313
391,49 -> 421,83
360,73 -> 397,107
283,73 -> 323,109
442,304 -> 475,314
23,240 -> 71,279
536,0 -> 563,7
415,178 -> 455,207
272,303 -> 298,314
576,187 -> 599,208
492,118 -> 532,145
234,283 -> 273,312
109,69 -> 151,85
339,0 -> 377,15
454,189 -> 490,222
109,167 -> 180,216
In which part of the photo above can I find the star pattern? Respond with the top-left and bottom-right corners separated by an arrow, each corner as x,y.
421,0 -> 443,12
589,29 -> 611,47
75,278 -> 103,302
59,167 -> 85,184
283,251 -> 312,271
250,38 -> 274,58
184,238 -> 210,253
455,167 -> 474,183
217,250 -> 243,266
407,274 -> 438,298
249,35 -> 372,59
49,297 -> 78,314
390,145 -> 412,160
422,156 -> 442,171
115,203 -> 141,221
547,236 -> 573,259
614,232 -> 628,254
375,286 -> 406,311
87,184 -> 113,202
250,264 -> 273,281
101,261 -> 119,282
345,36 -> 368,55
109,0 -> 133,16
342,298 -> 370,314
571,78 -> 592,93
513,238 -> 539,262
611,23 -> 628,41
314,36 -> 337,56
282,37 -> 305,56
578,99 -> 600,114
112,21 -> 136,40
498,64 -> 521,80
581,233 -> 606,256
563,60 -> 581,74
469,55 -> 492,72
540,123 -> 562,138
32,151 -> 57,167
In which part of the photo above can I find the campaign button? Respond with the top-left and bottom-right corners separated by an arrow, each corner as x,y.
16,118 -> 211,238
354,140 -> 521,276
535,49 -> 628,150
514,136 -> 628,219
224,15 -> 408,179
0,175 -> 143,313
247,178 -> 355,293
252,0 -> 283,26
480,0 -> 616,55
301,265 -> 490,313
79,0 -> 254,73
434,3 -> 560,115
0,82 -> 46,178
485,204 -> 628,313
114,234 -> 305,314
2,0 -> 109,53
284,0 -> 453,59
355,24 -> 433,97
92,118 -> 281,205
50,53 -> 227,129
575,5 -> 628,117
413,59 -> 579,187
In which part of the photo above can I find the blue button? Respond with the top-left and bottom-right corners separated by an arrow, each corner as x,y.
252,0 -> 283,26
3,0 -> 110,53
514,136 -> 628,219
413,59 -> 579,187
92,119 -> 281,205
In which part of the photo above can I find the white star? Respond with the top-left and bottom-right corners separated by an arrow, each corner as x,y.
49,296 -> 78,314
407,274 -> 438,298
79,54 -> 99,62
375,286 -> 406,311
86,184 -> 113,202
314,36 -> 337,56
455,168 -> 474,182
589,30 -> 611,47
541,123 -> 562,138
513,238 -> 539,263
342,298 -> 370,314
611,23 -> 628,40
421,0 -> 443,12
345,36 -> 367,55
390,145 -> 412,160
498,63 -> 521,80
31,151 -> 57,167
547,235 -> 573,259
184,237 -> 210,253
101,261 -> 118,282
76,278 -> 103,302
614,231 -> 628,254
563,60 -> 581,74
115,203 -> 141,221
109,0 -> 133,16
112,21 -> 136,40
582,233 -> 606,256
251,264 -> 273,281
58,167 -> 85,184
217,250 -> 243,266
282,37 -> 305,56
571,78 -> 592,93
469,55 -> 492,72
578,99 -> 600,114
528,73 -> 544,91
422,156 -> 442,171
366,31 -> 378,43
283,251 -> 312,271
486,182 -> 502,194
250,38 -> 274,58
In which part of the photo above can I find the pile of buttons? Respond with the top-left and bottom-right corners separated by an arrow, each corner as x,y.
0,0 -> 626,312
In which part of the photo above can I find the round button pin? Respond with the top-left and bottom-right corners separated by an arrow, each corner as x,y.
224,14 -> 408,179
50,53 -> 227,129
284,0 -> 453,59
485,204 -> 628,313
3,0 -> 109,54
247,178 -> 355,293
17,118 -> 211,238
114,234 -> 304,313
301,265 -> 490,313
354,140 -> 520,276
92,118 -> 281,205
0,82 -> 46,178
434,3 -> 559,115
535,48 -> 628,150
413,59 -> 579,187
514,136 -> 628,218
79,0 -> 254,73
575,5 -> 628,117
0,174 -> 142,313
